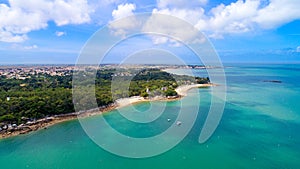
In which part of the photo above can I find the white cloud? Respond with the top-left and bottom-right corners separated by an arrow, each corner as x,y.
203,0 -> 260,38
0,0 -> 93,43
110,4 -> 207,45
112,3 -> 136,20
51,0 -> 92,26
254,0 -> 300,29
297,46 -> 300,53
152,0 -> 300,40
152,8 -> 206,26
142,13 -> 205,45
152,36 -> 169,44
1,0 -> 300,45
109,3 -> 140,37
0,29 -> 28,42
55,31 -> 66,37
109,0 -> 262,44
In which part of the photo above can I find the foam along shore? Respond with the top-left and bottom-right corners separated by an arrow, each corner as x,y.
0,83 -> 215,139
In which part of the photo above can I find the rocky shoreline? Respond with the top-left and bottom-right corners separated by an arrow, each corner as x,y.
0,104 -> 118,139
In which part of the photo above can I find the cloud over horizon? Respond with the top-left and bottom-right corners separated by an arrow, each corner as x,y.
108,0 -> 300,41
154,0 -> 300,39
1,0 -> 300,45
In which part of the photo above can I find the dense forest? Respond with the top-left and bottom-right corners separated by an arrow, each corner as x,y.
0,68 -> 209,124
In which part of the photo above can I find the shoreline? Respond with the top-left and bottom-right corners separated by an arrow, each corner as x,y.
175,83 -> 216,96
0,83 -> 215,140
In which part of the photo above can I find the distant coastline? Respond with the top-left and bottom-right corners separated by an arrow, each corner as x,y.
0,83 -> 214,140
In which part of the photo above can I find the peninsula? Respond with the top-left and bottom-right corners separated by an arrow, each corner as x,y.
0,65 -> 213,139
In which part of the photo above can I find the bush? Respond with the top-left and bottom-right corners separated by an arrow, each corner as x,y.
0,114 -> 17,123
164,89 -> 177,96
140,92 -> 149,98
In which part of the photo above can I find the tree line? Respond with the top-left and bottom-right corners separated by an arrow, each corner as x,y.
0,68 -> 209,124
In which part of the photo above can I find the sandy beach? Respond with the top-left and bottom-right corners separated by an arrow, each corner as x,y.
115,83 -> 215,107
175,83 -> 216,96
115,96 -> 146,108
0,83 -> 215,139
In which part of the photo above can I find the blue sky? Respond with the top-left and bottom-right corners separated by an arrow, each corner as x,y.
0,0 -> 300,64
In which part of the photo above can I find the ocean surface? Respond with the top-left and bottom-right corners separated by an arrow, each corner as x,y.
1,64 -> 300,169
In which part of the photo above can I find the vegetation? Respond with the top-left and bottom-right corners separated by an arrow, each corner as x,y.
0,68 -> 209,124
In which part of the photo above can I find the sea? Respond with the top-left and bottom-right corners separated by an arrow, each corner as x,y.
0,64 -> 300,169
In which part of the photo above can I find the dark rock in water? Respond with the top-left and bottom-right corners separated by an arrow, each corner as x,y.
263,80 -> 282,83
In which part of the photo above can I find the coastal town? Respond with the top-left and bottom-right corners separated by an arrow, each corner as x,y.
0,65 -> 74,79
0,64 -> 212,80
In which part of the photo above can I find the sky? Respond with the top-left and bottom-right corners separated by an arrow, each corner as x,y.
0,0 -> 300,64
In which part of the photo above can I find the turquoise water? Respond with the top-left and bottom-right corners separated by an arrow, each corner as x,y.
1,64 -> 300,168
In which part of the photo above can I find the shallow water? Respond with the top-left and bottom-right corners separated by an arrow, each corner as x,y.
1,64 -> 300,169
